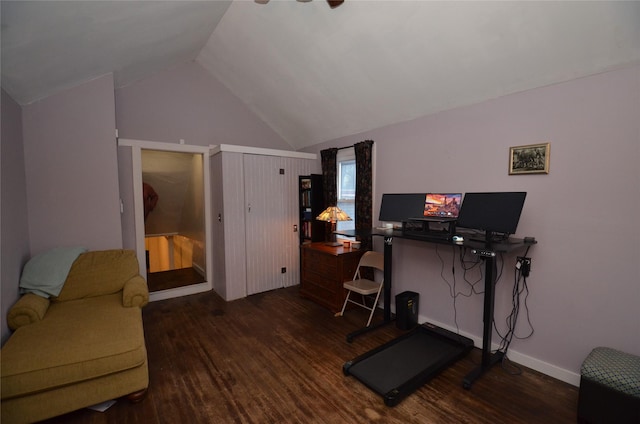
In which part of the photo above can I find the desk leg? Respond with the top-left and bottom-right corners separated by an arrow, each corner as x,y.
383,235 -> 393,322
463,255 -> 503,389
346,236 -> 395,343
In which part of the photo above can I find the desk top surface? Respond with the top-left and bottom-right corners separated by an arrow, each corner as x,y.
336,228 -> 536,253
301,242 -> 366,256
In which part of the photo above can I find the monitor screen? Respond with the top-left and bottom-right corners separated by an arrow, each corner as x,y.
456,192 -> 527,235
379,193 -> 426,222
424,193 -> 462,218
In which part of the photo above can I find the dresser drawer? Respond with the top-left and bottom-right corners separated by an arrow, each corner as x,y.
300,243 -> 365,312
302,248 -> 337,278
304,268 -> 339,293
300,276 -> 336,306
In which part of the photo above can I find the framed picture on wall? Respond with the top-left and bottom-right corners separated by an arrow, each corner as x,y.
509,142 -> 550,175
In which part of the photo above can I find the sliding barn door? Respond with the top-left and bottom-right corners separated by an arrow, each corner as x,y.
244,154 -> 283,295
243,154 -> 312,295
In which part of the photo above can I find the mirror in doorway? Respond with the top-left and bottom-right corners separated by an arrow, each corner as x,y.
142,149 -> 207,292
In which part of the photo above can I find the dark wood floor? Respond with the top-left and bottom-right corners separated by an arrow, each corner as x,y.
41,286 -> 579,423
146,267 -> 205,292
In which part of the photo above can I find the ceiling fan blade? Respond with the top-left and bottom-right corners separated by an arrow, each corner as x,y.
327,0 -> 344,8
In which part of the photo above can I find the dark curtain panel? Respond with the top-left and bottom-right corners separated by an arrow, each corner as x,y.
321,148 -> 338,207
320,148 -> 338,242
354,140 -> 374,251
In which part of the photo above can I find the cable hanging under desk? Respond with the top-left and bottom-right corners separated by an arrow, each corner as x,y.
337,228 -> 537,396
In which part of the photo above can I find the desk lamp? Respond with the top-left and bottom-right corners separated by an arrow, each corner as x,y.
316,206 -> 352,246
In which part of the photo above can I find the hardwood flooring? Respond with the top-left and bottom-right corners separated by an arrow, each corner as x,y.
41,286 -> 579,423
146,267 -> 205,292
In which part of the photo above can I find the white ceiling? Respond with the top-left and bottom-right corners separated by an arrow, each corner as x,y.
2,1 -> 639,150
1,1 -> 232,104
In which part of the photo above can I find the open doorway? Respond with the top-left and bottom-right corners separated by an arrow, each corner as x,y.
142,150 -> 206,292
118,138 -> 212,302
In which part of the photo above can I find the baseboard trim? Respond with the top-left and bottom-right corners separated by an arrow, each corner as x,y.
192,262 -> 205,277
383,304 -> 581,387
149,281 -> 211,302
422,316 -> 580,387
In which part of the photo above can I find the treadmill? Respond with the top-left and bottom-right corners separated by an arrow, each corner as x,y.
343,322 -> 473,406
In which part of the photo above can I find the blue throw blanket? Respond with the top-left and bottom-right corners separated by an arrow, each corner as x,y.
19,247 -> 87,298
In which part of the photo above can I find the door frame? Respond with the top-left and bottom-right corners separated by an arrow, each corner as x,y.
118,138 -> 213,302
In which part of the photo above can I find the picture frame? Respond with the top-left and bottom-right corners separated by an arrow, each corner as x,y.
509,142 -> 550,175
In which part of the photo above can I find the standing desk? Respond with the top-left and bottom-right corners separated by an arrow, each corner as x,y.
339,228 -> 536,389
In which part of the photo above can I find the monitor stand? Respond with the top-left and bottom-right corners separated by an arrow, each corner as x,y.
402,220 -> 456,239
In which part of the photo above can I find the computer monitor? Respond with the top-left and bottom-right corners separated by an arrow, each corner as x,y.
379,193 -> 426,223
423,193 -> 462,219
456,192 -> 527,240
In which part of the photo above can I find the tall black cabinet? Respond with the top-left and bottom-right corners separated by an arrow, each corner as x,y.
299,174 -> 325,244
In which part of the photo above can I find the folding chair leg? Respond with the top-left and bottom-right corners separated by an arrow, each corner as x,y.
339,290 -> 351,317
365,289 -> 383,327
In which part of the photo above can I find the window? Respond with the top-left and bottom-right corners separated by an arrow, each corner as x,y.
337,148 -> 355,231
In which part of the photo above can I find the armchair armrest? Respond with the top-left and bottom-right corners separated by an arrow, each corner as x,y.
122,275 -> 149,308
7,293 -> 50,330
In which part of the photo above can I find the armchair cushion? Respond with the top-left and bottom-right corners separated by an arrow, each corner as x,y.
54,250 -> 139,302
1,293 -> 146,399
6,294 -> 50,330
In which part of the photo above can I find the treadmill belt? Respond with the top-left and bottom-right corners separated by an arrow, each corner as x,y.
343,323 -> 473,406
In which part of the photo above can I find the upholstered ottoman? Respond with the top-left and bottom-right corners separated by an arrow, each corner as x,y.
577,347 -> 640,424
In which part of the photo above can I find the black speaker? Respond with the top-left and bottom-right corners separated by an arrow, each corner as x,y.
395,291 -> 419,330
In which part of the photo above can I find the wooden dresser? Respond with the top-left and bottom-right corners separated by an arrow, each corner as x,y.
300,242 -> 366,312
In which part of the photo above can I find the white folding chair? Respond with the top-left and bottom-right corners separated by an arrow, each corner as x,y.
338,251 -> 384,327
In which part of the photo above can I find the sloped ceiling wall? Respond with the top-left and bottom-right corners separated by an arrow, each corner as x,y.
2,1 -> 639,150
197,1 -> 640,149
0,1 -> 232,104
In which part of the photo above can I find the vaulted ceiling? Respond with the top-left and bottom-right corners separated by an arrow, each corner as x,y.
2,1 -> 639,150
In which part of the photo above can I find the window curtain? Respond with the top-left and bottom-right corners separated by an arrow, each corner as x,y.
320,148 -> 338,207
321,141 -> 374,251
320,148 -> 338,242
354,140 -> 374,251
